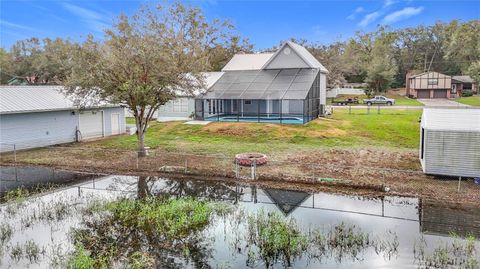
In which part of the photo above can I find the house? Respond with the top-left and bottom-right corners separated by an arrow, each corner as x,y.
0,86 -> 126,152
407,71 -> 477,99
452,75 -> 478,95
156,72 -> 224,121
194,41 -> 329,124
419,108 -> 480,177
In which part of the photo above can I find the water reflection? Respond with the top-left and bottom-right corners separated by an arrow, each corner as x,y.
0,165 -> 98,197
420,199 -> 480,238
0,168 -> 479,269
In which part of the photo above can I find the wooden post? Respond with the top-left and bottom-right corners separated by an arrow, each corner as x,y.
457,176 -> 462,192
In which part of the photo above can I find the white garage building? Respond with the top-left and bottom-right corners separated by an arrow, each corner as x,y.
0,86 -> 126,151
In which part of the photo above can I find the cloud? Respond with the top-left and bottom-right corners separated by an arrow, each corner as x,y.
347,6 -> 365,20
62,2 -> 109,33
383,6 -> 424,24
358,12 -> 381,27
0,19 -> 36,31
383,0 -> 398,8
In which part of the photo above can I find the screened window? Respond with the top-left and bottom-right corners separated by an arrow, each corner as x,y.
245,100 -> 252,105
428,79 -> 438,85
173,99 -> 188,112
208,100 -> 211,114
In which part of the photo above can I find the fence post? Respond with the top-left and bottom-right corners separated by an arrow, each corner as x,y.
377,105 -> 380,114
457,176 -> 462,192
136,153 -> 139,169
235,159 -> 239,179
13,144 -> 17,163
349,105 -> 351,114
184,157 -> 188,174
251,160 -> 257,180
367,105 -> 370,114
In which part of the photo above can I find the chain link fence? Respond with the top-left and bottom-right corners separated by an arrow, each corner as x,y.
1,145 -> 478,206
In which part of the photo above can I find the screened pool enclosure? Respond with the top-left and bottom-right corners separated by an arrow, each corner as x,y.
195,68 -> 323,124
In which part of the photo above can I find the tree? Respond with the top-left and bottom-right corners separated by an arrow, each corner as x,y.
365,31 -> 397,94
64,3 -> 233,156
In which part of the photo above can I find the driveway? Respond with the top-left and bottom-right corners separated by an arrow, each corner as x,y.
417,99 -> 470,107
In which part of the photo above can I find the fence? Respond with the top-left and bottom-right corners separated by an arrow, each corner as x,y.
1,145 -> 478,206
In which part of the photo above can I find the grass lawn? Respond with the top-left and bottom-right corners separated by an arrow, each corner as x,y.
95,109 -> 422,155
126,117 -> 136,124
327,94 -> 423,106
456,95 -> 480,106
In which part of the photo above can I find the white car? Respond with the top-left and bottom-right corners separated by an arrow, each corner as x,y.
363,96 -> 395,106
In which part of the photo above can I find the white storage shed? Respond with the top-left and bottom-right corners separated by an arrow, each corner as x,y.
420,108 -> 480,177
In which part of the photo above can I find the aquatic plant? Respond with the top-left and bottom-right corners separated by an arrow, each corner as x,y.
9,242 -> 23,262
24,239 -> 42,263
66,244 -> 96,269
414,234 -> 479,268
0,223 -> 13,247
245,210 -> 309,268
237,211 -> 399,268
70,197 -> 232,268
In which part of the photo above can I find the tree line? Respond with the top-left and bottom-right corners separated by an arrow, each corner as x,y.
1,15 -> 478,93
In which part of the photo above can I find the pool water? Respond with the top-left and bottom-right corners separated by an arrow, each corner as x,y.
206,115 -> 305,124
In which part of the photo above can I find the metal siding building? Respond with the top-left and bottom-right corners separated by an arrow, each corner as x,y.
420,108 -> 480,177
0,86 -> 126,151
156,72 -> 224,121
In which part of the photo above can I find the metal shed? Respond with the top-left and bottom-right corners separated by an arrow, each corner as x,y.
0,86 -> 126,152
420,108 -> 480,177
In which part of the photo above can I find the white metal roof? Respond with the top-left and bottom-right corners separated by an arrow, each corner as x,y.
0,86 -> 118,115
262,42 -> 329,73
422,108 -> 480,132
221,53 -> 274,71
174,72 -> 224,96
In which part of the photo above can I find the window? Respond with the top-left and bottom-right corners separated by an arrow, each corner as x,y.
232,100 -> 238,111
451,84 -> 457,94
245,100 -> 251,105
428,79 -> 438,85
172,98 -> 188,112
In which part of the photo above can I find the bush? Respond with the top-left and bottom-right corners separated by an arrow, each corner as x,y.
462,90 -> 473,97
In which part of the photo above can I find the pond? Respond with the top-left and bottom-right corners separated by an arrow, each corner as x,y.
0,166 -> 479,268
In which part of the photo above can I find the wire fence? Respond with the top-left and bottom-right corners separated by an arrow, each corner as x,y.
1,145 -> 478,206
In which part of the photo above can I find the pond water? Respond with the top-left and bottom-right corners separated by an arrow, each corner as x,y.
0,166 -> 479,268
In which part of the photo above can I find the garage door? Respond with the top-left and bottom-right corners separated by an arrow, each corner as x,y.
79,111 -> 103,139
417,89 -> 430,98
433,89 -> 448,98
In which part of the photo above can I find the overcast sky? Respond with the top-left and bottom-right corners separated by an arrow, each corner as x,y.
1,0 -> 479,50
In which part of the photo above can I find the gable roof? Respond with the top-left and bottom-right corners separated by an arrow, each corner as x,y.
262,41 -> 328,73
221,53 -> 274,71
410,71 -> 450,79
452,75 -> 475,83
0,86 -> 119,115
422,108 -> 480,132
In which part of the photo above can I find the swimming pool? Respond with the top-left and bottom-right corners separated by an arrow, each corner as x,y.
205,115 -> 305,124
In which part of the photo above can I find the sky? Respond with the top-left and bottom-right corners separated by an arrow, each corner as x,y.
1,0 -> 479,50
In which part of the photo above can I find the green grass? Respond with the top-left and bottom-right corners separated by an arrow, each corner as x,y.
93,109 -> 421,155
456,95 -> 480,106
126,117 -> 136,124
327,94 -> 423,106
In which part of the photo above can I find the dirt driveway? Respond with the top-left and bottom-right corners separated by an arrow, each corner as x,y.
417,98 -> 470,107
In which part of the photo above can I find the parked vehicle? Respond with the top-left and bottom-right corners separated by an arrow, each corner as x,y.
363,96 -> 395,106
333,97 -> 359,105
